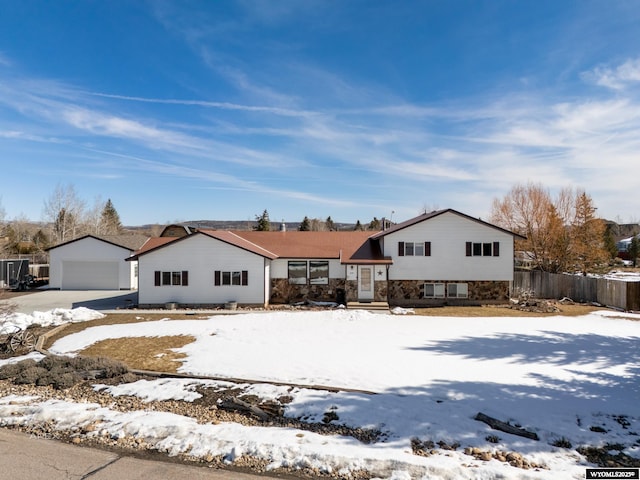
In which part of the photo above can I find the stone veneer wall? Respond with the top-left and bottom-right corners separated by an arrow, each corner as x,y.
270,278 -> 346,304
388,280 -> 510,306
345,280 -> 388,302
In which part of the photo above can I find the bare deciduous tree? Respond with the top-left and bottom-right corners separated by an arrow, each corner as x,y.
491,183 -> 562,271
43,184 -> 86,244
84,196 -> 106,235
491,183 -> 607,274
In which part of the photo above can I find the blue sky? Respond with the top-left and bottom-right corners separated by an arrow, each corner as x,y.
1,1 -> 639,226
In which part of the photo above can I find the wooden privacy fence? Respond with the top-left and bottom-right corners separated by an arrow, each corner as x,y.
513,271 -> 640,312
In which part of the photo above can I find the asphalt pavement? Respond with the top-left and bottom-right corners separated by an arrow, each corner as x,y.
0,428 -> 270,480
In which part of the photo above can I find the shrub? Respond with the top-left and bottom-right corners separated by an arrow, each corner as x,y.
552,437 -> 572,448
14,366 -> 48,385
0,359 -> 38,380
0,354 -> 129,389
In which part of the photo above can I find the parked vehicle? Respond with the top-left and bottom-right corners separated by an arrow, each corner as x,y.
9,274 -> 48,291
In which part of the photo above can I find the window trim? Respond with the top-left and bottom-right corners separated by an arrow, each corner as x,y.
154,270 -> 188,286
214,270 -> 248,286
447,282 -> 468,298
309,260 -> 329,285
466,241 -> 500,257
288,261 -> 308,285
424,282 -> 445,298
399,241 -> 431,257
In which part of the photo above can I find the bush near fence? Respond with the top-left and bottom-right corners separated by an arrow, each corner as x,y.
513,271 -> 640,311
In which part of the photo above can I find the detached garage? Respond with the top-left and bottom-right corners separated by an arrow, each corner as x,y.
47,235 -> 149,290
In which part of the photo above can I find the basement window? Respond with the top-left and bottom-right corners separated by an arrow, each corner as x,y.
424,283 -> 445,298
447,283 -> 468,298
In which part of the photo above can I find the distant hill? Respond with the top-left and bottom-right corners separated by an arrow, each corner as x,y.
127,220 -> 360,232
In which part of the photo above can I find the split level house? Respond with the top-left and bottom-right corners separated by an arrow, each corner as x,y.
128,209 -> 525,308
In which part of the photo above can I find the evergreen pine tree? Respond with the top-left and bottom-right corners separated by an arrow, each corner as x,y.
100,199 -> 123,234
325,216 -> 336,231
299,216 -> 311,231
368,217 -> 381,231
603,226 -> 619,261
254,210 -> 271,231
628,234 -> 640,268
571,191 -> 607,274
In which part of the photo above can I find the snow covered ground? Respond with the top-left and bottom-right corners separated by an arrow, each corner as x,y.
0,307 -> 104,332
2,308 -> 640,479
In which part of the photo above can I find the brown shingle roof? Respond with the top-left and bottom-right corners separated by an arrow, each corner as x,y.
129,229 -> 392,263
234,230 -> 391,263
127,237 -> 180,260
198,230 -> 278,259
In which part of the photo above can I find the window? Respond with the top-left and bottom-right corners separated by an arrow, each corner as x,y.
447,283 -> 468,298
288,261 -> 307,284
466,241 -> 500,257
214,270 -> 248,286
154,271 -> 188,286
399,241 -> 431,256
309,261 -> 329,285
424,283 -> 445,298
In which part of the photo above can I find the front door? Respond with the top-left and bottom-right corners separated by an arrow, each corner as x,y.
358,266 -> 374,301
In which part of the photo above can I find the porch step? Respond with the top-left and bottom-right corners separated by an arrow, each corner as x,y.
346,301 -> 389,312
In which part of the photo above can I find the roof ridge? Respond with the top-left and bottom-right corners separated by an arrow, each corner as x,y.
227,231 -> 279,257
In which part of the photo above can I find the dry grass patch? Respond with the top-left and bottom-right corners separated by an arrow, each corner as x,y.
413,303 -> 602,317
44,313 -> 208,349
80,335 -> 195,373
43,313 -> 206,373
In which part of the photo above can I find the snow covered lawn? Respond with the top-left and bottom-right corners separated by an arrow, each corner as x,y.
3,309 -> 640,479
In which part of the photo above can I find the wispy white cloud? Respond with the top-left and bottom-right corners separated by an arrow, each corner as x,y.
3,40 -> 640,222
89,92 -> 318,118
582,57 -> 640,90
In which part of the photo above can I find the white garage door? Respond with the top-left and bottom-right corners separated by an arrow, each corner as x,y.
61,261 -> 119,290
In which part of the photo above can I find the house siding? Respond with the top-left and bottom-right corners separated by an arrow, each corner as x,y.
49,238 -> 136,290
382,211 -> 515,282
137,234 -> 266,306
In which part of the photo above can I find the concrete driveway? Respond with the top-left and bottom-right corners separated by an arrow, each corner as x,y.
7,290 -> 138,314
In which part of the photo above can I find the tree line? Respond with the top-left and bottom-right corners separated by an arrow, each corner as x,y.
490,182 -> 638,273
2,182 -> 638,272
253,210 -> 387,232
0,184 -> 124,259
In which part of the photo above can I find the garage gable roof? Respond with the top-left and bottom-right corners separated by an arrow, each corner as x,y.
47,234 -> 150,252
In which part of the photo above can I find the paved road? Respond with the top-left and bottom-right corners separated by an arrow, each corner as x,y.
0,429 -> 277,480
